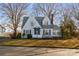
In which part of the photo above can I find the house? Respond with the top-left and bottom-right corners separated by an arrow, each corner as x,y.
0,25 -> 5,34
21,15 -> 61,38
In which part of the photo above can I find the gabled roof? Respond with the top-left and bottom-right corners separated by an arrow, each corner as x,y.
22,17 -> 29,28
22,16 -> 60,30
42,25 -> 60,29
22,16 -> 44,28
35,17 -> 44,26
53,25 -> 60,30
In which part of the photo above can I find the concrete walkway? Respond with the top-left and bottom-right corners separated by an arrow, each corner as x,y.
0,46 -> 79,56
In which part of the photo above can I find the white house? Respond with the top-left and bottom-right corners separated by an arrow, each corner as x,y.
21,15 -> 61,38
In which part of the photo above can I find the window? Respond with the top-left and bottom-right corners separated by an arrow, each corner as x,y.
49,30 -> 51,35
53,31 -> 56,35
26,30 -> 31,34
34,28 -> 40,35
45,30 -> 48,35
43,29 -> 50,35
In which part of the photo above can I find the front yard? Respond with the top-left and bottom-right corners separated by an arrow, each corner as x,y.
1,38 -> 79,48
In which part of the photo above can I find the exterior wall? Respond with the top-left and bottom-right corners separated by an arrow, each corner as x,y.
22,28 -> 61,38
32,35 -> 42,38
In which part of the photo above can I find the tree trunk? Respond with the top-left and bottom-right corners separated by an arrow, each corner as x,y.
13,28 -> 17,39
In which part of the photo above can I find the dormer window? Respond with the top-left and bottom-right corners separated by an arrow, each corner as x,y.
44,21 -> 49,25
46,21 -> 48,25
43,16 -> 51,25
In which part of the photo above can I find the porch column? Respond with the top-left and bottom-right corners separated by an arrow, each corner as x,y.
40,29 -> 43,35
51,29 -> 53,36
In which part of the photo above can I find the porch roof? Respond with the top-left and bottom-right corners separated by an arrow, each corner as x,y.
42,25 -> 60,30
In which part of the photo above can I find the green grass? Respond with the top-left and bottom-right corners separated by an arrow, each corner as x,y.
0,34 -> 9,39
1,38 -> 79,48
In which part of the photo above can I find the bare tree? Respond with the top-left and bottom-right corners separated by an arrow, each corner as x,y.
71,4 -> 79,20
0,3 -> 29,38
33,3 -> 59,24
60,7 -> 77,38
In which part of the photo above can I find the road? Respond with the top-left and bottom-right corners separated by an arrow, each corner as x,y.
0,46 -> 79,56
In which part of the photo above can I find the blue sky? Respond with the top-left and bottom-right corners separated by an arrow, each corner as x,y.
0,3 -> 79,26
0,0 -> 78,3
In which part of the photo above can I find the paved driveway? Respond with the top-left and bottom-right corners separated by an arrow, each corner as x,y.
0,46 -> 79,56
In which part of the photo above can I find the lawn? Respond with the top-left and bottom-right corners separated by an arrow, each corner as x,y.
1,38 -> 79,48
0,34 -> 9,39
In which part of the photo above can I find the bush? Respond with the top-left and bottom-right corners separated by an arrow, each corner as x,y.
9,33 -> 21,39
62,31 -> 72,39
17,33 -> 21,39
0,36 -> 9,39
9,33 -> 15,39
60,18 -> 77,39
27,34 -> 32,39
22,33 -> 25,36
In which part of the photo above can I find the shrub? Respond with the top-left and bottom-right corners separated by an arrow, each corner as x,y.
62,31 -> 72,39
17,33 -> 21,39
60,19 -> 76,39
22,33 -> 25,36
0,36 -> 9,39
9,33 -> 21,39
27,34 -> 32,39
9,33 -> 15,39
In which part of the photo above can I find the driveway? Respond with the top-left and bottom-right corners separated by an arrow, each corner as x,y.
0,46 -> 79,56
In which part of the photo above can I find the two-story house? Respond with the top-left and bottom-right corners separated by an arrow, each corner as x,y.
21,15 -> 61,38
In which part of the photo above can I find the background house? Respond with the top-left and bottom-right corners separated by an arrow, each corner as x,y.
0,25 -> 5,34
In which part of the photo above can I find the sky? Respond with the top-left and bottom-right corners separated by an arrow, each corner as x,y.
0,3 -> 58,25
0,3 -> 79,26
26,3 -> 75,26
0,0 -> 79,3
